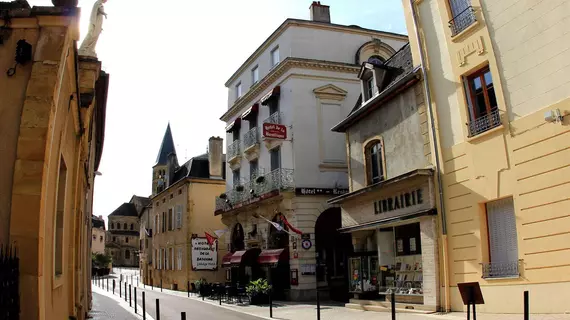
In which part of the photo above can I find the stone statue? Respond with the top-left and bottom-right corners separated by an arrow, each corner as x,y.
78,0 -> 107,58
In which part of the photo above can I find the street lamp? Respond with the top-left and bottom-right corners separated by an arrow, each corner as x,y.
94,171 -> 103,176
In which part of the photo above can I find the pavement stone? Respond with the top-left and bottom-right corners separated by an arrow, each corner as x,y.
89,291 -> 140,320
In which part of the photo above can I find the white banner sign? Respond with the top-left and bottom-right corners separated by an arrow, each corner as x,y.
191,237 -> 218,270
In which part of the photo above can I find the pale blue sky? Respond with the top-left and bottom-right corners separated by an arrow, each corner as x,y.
31,0 -> 407,223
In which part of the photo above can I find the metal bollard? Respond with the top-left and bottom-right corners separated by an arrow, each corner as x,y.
124,282 -> 127,302
219,289 -> 222,305
269,291 -> 273,318
142,291 -> 146,320
107,278 -> 109,292
524,291 -> 529,320
316,289 -> 320,320
391,292 -> 396,320
129,284 -> 132,307
113,280 -> 115,295
119,280 -> 122,298
160,279 -> 163,292
134,288 -> 137,314
156,299 -> 160,320
187,281 -> 190,298
181,312 -> 186,320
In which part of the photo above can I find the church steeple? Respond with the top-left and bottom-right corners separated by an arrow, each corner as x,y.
155,123 -> 177,166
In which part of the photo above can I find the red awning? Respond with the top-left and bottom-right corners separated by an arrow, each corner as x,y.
222,252 -> 233,268
257,249 -> 287,265
229,250 -> 246,265
225,118 -> 242,132
261,86 -> 281,106
241,104 -> 259,121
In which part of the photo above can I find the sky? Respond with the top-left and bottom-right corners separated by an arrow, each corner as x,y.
31,0 -> 407,223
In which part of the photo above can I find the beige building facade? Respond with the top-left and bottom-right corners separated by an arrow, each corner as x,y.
105,199 -> 144,267
0,2 -> 109,319
148,127 -> 227,290
402,0 -> 570,313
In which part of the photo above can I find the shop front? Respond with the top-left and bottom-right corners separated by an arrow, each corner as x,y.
329,169 -> 440,311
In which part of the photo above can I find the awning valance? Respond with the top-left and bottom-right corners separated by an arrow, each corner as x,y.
221,252 -> 233,268
225,118 -> 242,133
338,208 -> 436,234
261,86 -> 281,106
229,248 -> 261,266
241,104 -> 259,121
258,248 -> 287,266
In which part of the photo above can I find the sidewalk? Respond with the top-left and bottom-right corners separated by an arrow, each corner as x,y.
132,280 -> 570,320
90,290 -> 140,320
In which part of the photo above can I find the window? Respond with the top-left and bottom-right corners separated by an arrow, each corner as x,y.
178,189 -> 182,195
252,65 -> 259,84
155,201 -> 159,207
177,247 -> 183,270
448,0 -> 476,36
155,215 -> 159,234
162,212 -> 166,233
175,205 -> 182,229
117,223 -> 121,230
163,248 -> 168,270
100,236 -> 103,242
232,128 -> 240,142
93,235 -> 96,240
170,248 -> 175,271
366,140 -> 385,185
233,169 -> 241,186
465,66 -> 500,137
483,197 -> 519,279
236,82 -> 243,99
168,208 -> 173,231
130,223 -> 134,230
268,100 -> 279,117
54,157 -> 67,276
270,147 -> 281,172
111,222 -> 114,229
271,46 -> 280,67
158,249 -> 162,269
162,198 -> 165,203
113,236 -> 116,242
170,194 -> 173,199
125,250 -> 130,260
250,160 -> 258,179
366,77 -> 375,100
125,237 -> 129,243
123,223 -> 127,230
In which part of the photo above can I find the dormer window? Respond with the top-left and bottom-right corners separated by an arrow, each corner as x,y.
358,59 -> 388,103
366,77 -> 375,100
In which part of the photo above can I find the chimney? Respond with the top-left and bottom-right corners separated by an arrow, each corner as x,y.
310,1 -> 330,23
208,136 -> 223,178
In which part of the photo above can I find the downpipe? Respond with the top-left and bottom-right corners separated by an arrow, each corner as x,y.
408,0 -> 451,312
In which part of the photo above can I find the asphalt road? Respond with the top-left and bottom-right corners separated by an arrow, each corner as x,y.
133,287 -> 265,320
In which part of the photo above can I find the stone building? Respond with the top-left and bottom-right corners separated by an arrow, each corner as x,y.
0,2 -> 109,319
138,201 -> 153,284
215,2 -> 408,301
149,126 -> 227,290
401,0 -> 570,313
92,215 -> 106,254
105,196 -> 147,267
328,44 -> 440,312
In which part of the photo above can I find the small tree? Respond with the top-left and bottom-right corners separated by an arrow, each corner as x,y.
92,253 -> 112,268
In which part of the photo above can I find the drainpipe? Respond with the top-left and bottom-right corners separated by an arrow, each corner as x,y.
408,0 -> 451,312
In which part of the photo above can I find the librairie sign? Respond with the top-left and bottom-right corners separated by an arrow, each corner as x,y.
191,237 -> 218,270
374,188 -> 424,215
263,123 -> 287,140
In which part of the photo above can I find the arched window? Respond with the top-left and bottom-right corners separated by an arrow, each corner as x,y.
231,223 -> 245,252
125,250 -> 130,259
130,223 -> 134,230
365,139 -> 385,185
111,222 -> 114,229
368,55 -> 386,64
125,237 -> 129,243
123,223 -> 127,230
117,223 -> 121,230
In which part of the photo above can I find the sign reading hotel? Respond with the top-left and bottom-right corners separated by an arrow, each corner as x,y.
374,189 -> 424,215
295,188 -> 349,196
191,237 -> 218,270
263,123 -> 287,140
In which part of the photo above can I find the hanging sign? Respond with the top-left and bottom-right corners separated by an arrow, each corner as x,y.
191,237 -> 218,271
262,123 -> 287,140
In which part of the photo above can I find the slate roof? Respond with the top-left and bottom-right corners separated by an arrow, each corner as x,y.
108,203 -> 138,217
92,216 -> 105,230
332,43 -> 419,132
155,124 -> 176,166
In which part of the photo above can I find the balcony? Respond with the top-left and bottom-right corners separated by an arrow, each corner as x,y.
481,261 -> 521,279
449,2 -> 476,37
264,111 -> 282,124
227,139 -> 241,168
242,127 -> 260,161
215,168 -> 294,213
468,108 -> 501,137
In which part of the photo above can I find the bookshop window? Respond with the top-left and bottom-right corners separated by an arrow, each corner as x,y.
377,223 -> 424,302
349,254 -> 379,293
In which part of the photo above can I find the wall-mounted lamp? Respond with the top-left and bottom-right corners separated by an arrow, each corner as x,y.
94,171 -> 102,176
7,39 -> 32,77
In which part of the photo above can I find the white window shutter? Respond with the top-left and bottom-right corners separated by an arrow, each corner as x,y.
176,205 -> 182,229
487,197 -> 518,263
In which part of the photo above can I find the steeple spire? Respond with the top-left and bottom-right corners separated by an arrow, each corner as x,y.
155,123 -> 177,166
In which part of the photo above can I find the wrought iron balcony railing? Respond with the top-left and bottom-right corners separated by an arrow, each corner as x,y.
449,3 -> 476,36
263,111 -> 282,124
227,139 -> 241,160
481,261 -> 520,279
243,127 -> 260,150
468,108 -> 501,137
215,168 -> 294,212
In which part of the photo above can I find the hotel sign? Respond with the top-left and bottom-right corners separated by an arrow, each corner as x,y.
295,188 -> 349,196
374,188 -> 424,215
263,123 -> 287,140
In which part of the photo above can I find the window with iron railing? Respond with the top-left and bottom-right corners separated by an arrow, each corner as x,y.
448,0 -> 476,36
464,67 -> 501,137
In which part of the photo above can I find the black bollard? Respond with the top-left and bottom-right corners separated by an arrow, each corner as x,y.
187,281 -> 190,298
124,282 -> 127,302
269,290 -> 273,318
524,291 -> 529,320
160,279 -> 163,292
219,289 -> 222,305
134,288 -> 137,314
142,291 -> 146,320
316,288 -> 320,320
113,280 -> 115,295
156,299 -> 161,320
391,292 -> 396,320
181,312 -> 186,320
107,278 -> 109,292
129,284 -> 132,307
119,281 -> 122,298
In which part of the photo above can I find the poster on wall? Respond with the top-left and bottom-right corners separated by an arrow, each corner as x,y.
397,239 -> 404,253
409,238 -> 417,252
191,237 -> 218,271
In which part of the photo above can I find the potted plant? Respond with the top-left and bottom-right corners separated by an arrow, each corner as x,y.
246,278 -> 272,305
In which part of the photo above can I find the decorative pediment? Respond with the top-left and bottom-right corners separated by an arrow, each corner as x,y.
313,84 -> 348,101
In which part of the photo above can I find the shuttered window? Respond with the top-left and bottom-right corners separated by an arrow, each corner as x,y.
270,147 -> 281,172
176,205 -> 182,229
177,248 -> 183,270
484,197 -> 519,278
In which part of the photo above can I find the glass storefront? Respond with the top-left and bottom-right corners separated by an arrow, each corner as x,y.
348,254 -> 379,294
